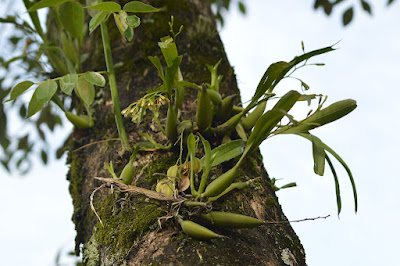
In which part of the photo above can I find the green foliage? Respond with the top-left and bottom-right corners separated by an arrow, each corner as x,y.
342,7 -> 354,26
0,0 -> 360,248
27,0 -> 69,12
311,0 -> 395,26
59,1 -> 84,39
122,1 -> 161,13
87,2 -> 122,12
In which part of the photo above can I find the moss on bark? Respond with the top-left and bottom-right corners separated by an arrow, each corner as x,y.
65,0 -> 307,265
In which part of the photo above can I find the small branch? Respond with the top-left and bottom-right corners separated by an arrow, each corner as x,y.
100,22 -> 131,151
265,215 -> 330,224
94,177 -> 182,202
72,138 -> 122,152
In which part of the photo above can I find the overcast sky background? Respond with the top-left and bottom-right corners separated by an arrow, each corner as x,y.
1,0 -> 399,265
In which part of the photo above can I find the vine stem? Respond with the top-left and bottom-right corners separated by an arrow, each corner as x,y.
100,22 -> 131,151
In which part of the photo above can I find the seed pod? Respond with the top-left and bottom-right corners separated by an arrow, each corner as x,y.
200,211 -> 264,228
196,86 -> 212,132
232,105 -> 244,114
215,112 -> 243,136
215,95 -> 235,122
65,111 -> 93,129
202,166 -> 238,198
165,103 -> 178,141
278,99 -> 357,134
206,88 -> 222,105
120,147 -> 139,185
241,101 -> 267,131
119,160 -> 133,185
235,122 -> 247,141
180,220 -> 223,240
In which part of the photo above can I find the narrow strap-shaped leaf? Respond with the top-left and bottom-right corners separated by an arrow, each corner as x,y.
139,133 -> 172,150
325,153 -> 342,215
199,134 -> 211,173
148,56 -> 165,80
198,134 -> 212,194
203,139 -> 245,167
251,45 -> 335,105
241,90 -> 301,162
252,61 -> 291,105
290,46 -> 335,66
311,134 -> 326,176
298,133 -> 357,212
187,133 -> 198,196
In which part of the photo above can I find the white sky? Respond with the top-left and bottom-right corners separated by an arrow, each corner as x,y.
220,0 -> 400,265
1,0 -> 400,265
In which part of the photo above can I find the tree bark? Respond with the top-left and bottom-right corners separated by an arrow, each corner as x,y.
66,0 -> 306,265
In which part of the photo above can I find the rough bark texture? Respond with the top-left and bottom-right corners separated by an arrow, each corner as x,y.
65,0 -> 306,265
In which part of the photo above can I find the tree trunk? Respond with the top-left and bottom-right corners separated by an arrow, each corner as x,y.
66,0 -> 306,265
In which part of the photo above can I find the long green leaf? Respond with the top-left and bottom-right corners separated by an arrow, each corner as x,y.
203,139 -> 245,167
325,153 -> 342,215
187,133 -> 198,196
198,134 -> 212,194
27,0 -> 69,12
199,135 -> 211,173
251,45 -> 335,105
298,133 -> 357,212
123,1 -> 160,13
311,134 -> 326,176
6,81 -> 34,102
86,2 -> 121,12
290,46 -> 335,65
252,61 -> 291,104
242,90 -> 301,160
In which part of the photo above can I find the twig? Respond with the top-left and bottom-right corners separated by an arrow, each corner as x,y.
72,138 -> 122,152
265,215 -> 330,224
90,184 -> 106,227
94,177 -> 183,202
